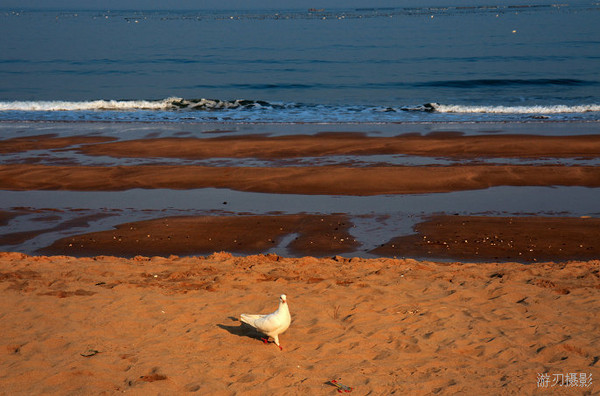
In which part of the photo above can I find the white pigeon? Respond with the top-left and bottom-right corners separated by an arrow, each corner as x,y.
240,294 -> 291,350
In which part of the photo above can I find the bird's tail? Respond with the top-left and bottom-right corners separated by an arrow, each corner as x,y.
240,313 -> 262,326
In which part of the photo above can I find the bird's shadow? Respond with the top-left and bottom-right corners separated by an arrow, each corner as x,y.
217,316 -> 264,342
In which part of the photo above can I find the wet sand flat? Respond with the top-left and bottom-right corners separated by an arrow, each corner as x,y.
4,132 -> 600,159
372,215 -> 600,263
26,213 -> 600,263
2,164 -> 600,195
39,214 -> 359,258
1,123 -> 600,260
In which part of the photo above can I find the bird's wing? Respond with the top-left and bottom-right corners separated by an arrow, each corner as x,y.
251,312 -> 284,334
240,313 -> 265,327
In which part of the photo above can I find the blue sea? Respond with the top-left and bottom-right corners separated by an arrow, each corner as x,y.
1,1 -> 599,123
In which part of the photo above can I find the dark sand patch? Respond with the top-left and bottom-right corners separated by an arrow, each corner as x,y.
40,214 -> 358,257
2,164 -> 600,195
0,134 -> 116,153
0,210 -> 19,227
372,215 -> 600,262
73,133 -> 600,159
0,213 -> 115,246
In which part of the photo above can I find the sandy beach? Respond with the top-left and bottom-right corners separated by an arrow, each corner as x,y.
1,252 -> 599,394
2,0 -> 600,393
1,124 -> 599,394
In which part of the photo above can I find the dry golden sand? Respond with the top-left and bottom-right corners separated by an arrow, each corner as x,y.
1,252 -> 599,395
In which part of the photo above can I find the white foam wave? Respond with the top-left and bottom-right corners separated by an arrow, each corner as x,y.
0,98 -> 179,111
2,98 -> 600,123
432,103 -> 600,114
2,99 -> 599,115
0,97 -> 274,112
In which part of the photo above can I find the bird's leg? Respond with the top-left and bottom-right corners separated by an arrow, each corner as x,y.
273,336 -> 283,351
260,337 -> 283,350
258,335 -> 283,350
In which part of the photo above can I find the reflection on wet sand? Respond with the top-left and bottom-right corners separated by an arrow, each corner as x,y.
1,122 -> 599,262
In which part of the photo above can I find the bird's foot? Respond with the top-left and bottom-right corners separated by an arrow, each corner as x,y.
261,337 -> 269,344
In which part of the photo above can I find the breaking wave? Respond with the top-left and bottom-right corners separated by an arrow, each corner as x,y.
1,98 -> 599,122
413,103 -> 600,114
0,98 -> 278,112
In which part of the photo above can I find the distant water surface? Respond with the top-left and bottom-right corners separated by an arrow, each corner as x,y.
1,2 -> 599,122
